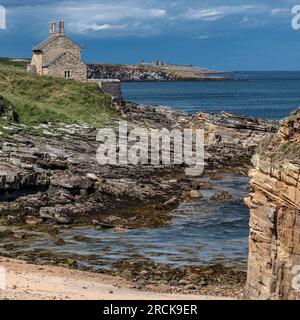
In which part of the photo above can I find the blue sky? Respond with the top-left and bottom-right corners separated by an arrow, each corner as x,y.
0,0 -> 300,70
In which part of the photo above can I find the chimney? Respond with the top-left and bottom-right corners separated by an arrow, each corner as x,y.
49,20 -> 57,35
58,19 -> 65,35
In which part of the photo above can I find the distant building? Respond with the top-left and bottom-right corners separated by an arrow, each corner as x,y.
28,20 -> 87,82
151,60 -> 164,66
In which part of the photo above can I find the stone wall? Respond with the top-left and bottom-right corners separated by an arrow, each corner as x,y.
30,52 -> 43,75
88,79 -> 121,97
27,64 -> 37,74
99,79 -> 121,97
244,110 -> 300,300
42,36 -> 81,65
47,52 -> 87,82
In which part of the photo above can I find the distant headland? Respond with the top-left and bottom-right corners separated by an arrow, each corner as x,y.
1,20 -> 227,82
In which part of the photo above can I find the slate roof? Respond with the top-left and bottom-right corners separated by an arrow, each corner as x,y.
33,34 -> 82,52
32,34 -> 60,51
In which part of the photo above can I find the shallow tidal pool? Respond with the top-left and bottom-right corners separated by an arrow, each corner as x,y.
0,174 -> 250,271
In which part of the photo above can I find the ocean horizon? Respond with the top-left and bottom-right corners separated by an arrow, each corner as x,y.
122,71 -> 300,120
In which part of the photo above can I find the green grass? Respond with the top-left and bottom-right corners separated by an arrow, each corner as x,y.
0,57 -> 29,72
0,59 -> 119,127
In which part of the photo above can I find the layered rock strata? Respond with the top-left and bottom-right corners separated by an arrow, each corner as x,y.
245,109 -> 300,300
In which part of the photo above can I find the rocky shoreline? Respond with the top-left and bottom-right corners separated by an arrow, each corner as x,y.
0,224 -> 245,298
0,99 -> 277,227
0,96 -> 278,298
109,260 -> 245,298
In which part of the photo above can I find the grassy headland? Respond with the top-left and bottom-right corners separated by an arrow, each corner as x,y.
0,58 -> 118,127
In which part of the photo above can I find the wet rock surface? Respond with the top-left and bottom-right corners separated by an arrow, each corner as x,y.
0,223 -> 246,298
0,121 -> 187,226
210,190 -> 234,201
109,260 -> 245,298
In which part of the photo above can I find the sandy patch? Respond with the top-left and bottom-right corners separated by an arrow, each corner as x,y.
0,257 -> 234,300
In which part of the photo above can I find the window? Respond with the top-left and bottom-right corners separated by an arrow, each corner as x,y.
64,71 -> 71,78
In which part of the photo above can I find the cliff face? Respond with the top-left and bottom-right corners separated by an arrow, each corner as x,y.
245,109 -> 300,300
87,64 -> 225,82
88,64 -> 175,81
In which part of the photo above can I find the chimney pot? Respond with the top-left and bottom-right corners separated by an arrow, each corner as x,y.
59,19 -> 65,35
49,20 -> 57,35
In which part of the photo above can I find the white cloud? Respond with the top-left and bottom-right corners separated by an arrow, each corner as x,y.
196,35 -> 211,40
5,1 -> 293,38
7,0 -> 167,37
70,23 -> 129,33
270,8 -> 290,16
184,5 -> 266,21
240,16 -> 264,28
186,9 -> 224,21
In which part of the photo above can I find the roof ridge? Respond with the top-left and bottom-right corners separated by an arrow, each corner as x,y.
33,34 -> 82,52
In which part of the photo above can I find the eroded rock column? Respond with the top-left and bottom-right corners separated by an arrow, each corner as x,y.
245,110 -> 300,300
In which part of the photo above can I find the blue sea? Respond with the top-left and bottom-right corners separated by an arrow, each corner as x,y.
122,71 -> 300,120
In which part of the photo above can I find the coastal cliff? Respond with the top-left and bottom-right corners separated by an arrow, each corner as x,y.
87,63 -> 225,81
245,109 -> 300,300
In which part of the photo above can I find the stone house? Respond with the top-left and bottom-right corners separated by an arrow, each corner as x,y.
28,20 -> 87,81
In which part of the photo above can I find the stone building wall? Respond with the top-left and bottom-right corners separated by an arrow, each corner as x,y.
47,52 -> 87,82
42,36 -> 81,65
244,110 -> 300,300
31,52 -> 43,75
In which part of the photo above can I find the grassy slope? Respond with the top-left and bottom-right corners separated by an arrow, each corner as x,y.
0,59 -> 118,127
